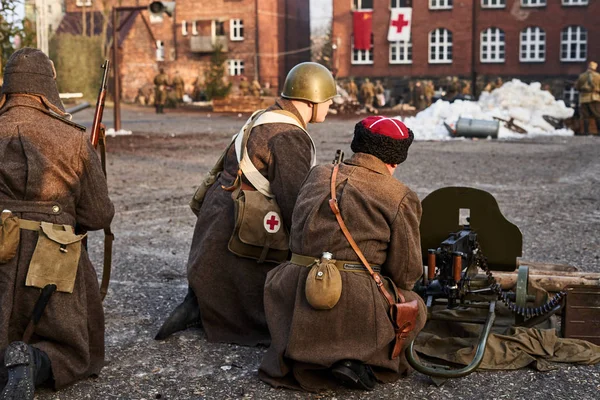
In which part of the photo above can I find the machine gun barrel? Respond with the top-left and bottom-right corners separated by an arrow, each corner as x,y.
65,101 -> 91,115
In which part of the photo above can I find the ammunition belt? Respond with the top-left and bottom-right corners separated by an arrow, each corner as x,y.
291,253 -> 381,273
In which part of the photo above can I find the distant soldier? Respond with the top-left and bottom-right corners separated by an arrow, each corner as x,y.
425,80 -> 435,106
238,76 -> 250,96
412,81 -> 427,111
153,68 -> 169,114
192,75 -> 204,101
495,77 -> 504,89
462,81 -> 472,97
262,81 -> 272,97
444,77 -> 459,102
360,78 -> 377,114
374,80 -> 386,107
575,61 -> 600,136
172,71 -> 185,103
0,48 -> 114,400
346,78 -> 358,102
250,79 -> 262,97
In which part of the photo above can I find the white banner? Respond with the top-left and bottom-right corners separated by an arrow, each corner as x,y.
387,8 -> 412,42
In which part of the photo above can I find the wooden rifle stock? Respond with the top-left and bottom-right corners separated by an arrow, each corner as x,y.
90,60 -> 110,147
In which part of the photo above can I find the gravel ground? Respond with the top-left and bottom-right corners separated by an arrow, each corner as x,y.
35,105 -> 600,400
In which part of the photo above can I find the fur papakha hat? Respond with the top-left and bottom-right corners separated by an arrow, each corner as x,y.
351,116 -> 414,165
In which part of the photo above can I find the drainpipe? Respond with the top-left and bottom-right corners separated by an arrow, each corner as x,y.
471,0 -> 477,98
254,0 -> 260,82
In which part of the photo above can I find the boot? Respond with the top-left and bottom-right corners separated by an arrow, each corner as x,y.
154,287 -> 203,341
582,119 -> 590,136
1,342 -> 52,400
331,360 -> 376,391
155,105 -> 160,114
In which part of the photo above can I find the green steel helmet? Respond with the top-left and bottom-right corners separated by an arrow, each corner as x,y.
281,62 -> 337,104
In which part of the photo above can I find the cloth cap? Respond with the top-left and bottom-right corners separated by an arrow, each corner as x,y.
0,47 -> 65,112
351,116 -> 414,165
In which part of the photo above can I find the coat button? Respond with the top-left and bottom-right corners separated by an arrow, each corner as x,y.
52,205 -> 60,213
317,271 -> 324,277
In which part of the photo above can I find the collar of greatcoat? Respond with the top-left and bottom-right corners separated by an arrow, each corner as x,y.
344,153 -> 392,176
274,97 -> 308,129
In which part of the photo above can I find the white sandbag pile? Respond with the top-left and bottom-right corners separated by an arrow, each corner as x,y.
403,79 -> 575,140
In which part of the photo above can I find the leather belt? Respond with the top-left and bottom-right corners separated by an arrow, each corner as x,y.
291,253 -> 381,273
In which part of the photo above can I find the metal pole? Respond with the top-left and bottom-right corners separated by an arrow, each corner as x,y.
471,0 -> 477,98
112,7 -> 121,132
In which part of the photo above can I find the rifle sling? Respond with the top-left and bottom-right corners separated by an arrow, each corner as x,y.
98,127 -> 114,302
328,164 -> 405,307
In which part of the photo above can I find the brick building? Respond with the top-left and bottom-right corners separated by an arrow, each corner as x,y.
332,0 -> 599,103
60,0 -> 310,102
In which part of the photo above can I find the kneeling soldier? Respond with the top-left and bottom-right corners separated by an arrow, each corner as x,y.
259,116 -> 427,391
0,48 -> 114,399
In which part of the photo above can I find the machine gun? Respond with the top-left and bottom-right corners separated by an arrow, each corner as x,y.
406,187 -> 567,381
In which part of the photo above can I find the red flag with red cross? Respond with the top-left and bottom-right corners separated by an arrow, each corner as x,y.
387,8 -> 412,42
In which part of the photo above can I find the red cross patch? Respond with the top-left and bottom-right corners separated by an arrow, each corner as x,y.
263,211 -> 282,233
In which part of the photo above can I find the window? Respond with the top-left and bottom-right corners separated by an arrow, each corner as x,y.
481,0 -> 505,8
182,21 -> 188,36
391,0 -> 411,7
351,34 -> 374,65
520,27 -> 545,62
214,20 -> 225,36
353,0 -> 373,9
480,27 -> 505,63
75,0 -> 92,6
192,21 -> 198,36
521,0 -> 546,7
563,86 -> 579,106
429,28 -> 452,64
562,0 -> 588,5
561,26 -> 587,62
389,40 -> 412,64
156,41 -> 165,61
230,19 -> 244,41
228,59 -> 244,76
429,0 -> 453,10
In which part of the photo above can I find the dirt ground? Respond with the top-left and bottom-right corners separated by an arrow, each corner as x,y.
36,105 -> 600,399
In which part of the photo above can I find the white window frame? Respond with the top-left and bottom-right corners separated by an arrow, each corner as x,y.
562,0 -> 588,6
429,0 -> 453,10
389,40 -> 412,64
156,40 -> 165,62
227,59 -> 244,76
192,20 -> 198,36
230,19 -> 244,41
75,0 -> 92,6
480,27 -> 505,63
561,26 -> 587,62
182,21 -> 188,36
353,0 -> 373,10
521,0 -> 546,7
428,28 -> 452,64
390,0 -> 409,7
563,86 -> 579,106
481,0 -> 505,8
351,35 -> 374,65
520,27 -> 545,63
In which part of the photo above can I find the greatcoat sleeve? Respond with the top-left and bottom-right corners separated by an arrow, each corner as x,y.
383,190 -> 423,291
76,135 -> 114,231
267,129 -> 313,229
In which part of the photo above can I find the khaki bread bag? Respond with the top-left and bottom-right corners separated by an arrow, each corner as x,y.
0,210 -> 20,264
26,222 -> 87,293
305,254 -> 343,310
227,109 -> 316,263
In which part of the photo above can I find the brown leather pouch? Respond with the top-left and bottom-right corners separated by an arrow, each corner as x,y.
0,210 -> 20,264
389,300 -> 419,359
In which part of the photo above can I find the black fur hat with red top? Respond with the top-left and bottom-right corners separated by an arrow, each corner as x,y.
351,116 -> 414,165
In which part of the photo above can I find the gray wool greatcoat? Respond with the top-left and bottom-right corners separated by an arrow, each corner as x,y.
259,153 -> 427,391
187,98 -> 314,346
0,96 -> 114,388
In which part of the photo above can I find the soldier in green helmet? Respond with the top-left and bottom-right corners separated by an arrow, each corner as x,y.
155,62 -> 336,346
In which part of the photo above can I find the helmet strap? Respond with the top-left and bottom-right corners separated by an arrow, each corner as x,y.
310,103 -> 319,123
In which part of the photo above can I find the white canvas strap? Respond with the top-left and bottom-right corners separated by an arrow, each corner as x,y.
234,110 -> 316,198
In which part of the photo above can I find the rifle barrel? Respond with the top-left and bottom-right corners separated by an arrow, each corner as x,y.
90,60 -> 111,147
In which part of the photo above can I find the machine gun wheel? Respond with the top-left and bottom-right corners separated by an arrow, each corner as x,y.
493,116 -> 527,134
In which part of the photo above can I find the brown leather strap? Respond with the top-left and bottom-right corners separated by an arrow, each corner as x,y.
98,126 -> 113,302
329,164 -> 404,306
